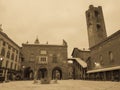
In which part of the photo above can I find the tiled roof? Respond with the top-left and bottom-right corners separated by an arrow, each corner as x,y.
68,58 -> 87,68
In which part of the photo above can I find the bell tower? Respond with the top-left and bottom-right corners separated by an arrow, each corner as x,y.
86,5 -> 107,48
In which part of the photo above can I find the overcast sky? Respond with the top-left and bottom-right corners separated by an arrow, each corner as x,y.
0,0 -> 120,57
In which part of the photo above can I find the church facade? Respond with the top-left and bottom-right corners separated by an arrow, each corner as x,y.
21,39 -> 68,80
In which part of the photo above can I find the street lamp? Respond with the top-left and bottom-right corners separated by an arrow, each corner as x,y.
33,56 -> 38,84
94,62 -> 101,69
22,65 -> 25,80
0,57 -> 4,82
0,57 -> 3,67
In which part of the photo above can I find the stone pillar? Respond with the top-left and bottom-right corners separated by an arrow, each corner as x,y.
5,69 -> 8,82
103,72 -> 106,81
118,70 -> 120,81
111,71 -> 114,81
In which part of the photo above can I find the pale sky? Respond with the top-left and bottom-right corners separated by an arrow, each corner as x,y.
0,0 -> 120,57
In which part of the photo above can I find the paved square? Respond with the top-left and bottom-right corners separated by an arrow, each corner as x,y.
0,80 -> 120,90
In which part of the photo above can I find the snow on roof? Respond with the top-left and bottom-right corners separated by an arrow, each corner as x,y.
68,58 -> 87,68
87,66 -> 120,73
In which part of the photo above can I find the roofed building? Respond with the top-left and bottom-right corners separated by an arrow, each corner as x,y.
0,26 -> 21,82
70,48 -> 90,79
68,58 -> 87,80
21,39 -> 68,80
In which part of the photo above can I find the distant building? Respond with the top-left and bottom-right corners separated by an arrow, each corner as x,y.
72,48 -> 90,61
68,58 -> 87,80
70,48 -> 90,79
21,38 -> 68,80
86,5 -> 120,81
0,27 -> 21,81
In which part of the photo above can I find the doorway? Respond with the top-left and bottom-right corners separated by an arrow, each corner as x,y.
52,67 -> 62,80
38,68 -> 47,79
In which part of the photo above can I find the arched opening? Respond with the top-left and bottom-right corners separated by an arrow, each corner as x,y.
29,70 -> 33,80
38,68 -> 47,79
52,67 -> 62,80
24,67 -> 32,80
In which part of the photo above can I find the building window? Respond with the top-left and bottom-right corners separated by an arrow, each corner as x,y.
11,53 -> 14,60
16,50 -> 18,54
10,62 -> 13,69
14,64 -> 17,70
52,54 -> 57,63
6,51 -> 10,58
8,45 -> 11,50
38,56 -> 47,64
99,55 -> 103,65
15,55 -> 18,61
109,51 -> 113,62
12,48 -> 15,52
6,61 -> 9,68
30,53 -> 34,62
1,48 -> 5,56
3,41 -> 6,46
40,50 -> 47,55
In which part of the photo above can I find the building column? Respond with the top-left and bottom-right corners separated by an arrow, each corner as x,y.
119,70 -> 120,81
5,69 -> 8,82
103,72 -> 106,81
111,71 -> 114,81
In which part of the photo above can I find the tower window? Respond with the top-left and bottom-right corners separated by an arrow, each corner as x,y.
95,10 -> 100,22
96,24 -> 101,30
95,10 -> 99,17
87,12 -> 92,21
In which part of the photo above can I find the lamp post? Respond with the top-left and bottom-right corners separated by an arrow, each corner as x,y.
94,62 -> 101,68
22,65 -> 25,80
33,56 -> 38,84
0,57 -> 3,67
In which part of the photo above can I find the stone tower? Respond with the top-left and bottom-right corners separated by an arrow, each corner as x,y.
86,5 -> 107,48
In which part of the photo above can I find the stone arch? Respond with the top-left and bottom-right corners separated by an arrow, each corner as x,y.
29,69 -> 34,80
24,66 -> 32,80
52,67 -> 62,80
38,68 -> 48,79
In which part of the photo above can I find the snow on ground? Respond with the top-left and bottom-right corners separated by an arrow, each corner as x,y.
0,80 -> 120,90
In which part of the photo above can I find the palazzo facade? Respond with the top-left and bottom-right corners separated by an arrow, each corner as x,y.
21,38 -> 68,80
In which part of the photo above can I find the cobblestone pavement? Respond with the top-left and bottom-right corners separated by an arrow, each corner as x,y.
0,80 -> 120,90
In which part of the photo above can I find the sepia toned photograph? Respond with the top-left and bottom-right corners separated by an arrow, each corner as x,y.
0,0 -> 120,90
